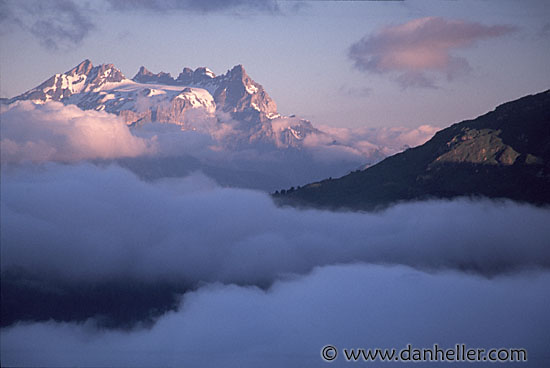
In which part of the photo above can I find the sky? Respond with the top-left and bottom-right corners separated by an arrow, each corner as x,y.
1,0 -> 549,129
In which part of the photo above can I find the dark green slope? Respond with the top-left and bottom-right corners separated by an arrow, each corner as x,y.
274,90 -> 550,210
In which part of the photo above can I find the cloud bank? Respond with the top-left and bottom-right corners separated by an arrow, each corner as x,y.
312,124 -> 440,157
1,160 -> 548,366
349,17 -> 516,88
0,101 -> 153,163
1,100 -> 437,189
2,163 -> 549,287
2,264 -> 549,367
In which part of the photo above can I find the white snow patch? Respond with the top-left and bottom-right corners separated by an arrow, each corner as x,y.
175,88 -> 216,113
145,89 -> 166,97
204,68 -> 216,78
100,94 -> 116,102
289,128 -> 303,140
68,74 -> 88,93
245,84 -> 258,94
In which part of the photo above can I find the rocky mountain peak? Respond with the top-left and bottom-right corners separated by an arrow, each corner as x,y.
224,64 -> 262,95
174,67 -> 215,84
67,60 -> 125,82
194,67 -> 216,79
6,59 -> 327,152
133,66 -> 173,84
175,67 -> 194,84
136,66 -> 153,76
92,63 -> 126,84
68,59 -> 93,76
213,64 -> 277,117
229,64 -> 246,78
10,59 -> 278,125
8,60 -> 126,103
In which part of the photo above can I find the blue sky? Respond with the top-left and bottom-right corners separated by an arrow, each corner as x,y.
1,0 -> 549,128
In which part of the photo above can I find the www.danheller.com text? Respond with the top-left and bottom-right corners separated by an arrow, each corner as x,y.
321,344 -> 528,363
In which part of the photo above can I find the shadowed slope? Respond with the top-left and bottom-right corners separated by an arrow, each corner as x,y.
275,90 -> 550,210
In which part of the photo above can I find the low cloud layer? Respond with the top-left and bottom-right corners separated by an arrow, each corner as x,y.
2,161 -> 549,366
2,264 -> 549,367
313,124 -> 440,157
1,102 -> 547,367
2,163 -> 549,287
0,101 -> 153,163
1,101 -> 437,189
349,17 -> 516,88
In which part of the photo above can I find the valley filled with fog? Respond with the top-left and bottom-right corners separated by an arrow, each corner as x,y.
1,100 -> 549,367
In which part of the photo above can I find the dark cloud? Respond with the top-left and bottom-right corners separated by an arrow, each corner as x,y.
106,0 -> 281,15
1,0 -> 95,49
0,0 -> 282,50
0,0 -> 13,25
539,22 -> 550,38
349,17 -> 516,89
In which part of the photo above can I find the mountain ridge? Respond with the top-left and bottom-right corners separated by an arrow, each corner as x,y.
6,59 -> 326,150
274,89 -> 550,210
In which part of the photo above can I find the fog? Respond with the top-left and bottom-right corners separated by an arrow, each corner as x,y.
1,102 -> 548,367
313,124 -> 440,156
1,101 -> 439,190
2,163 -> 549,287
2,264 -> 549,367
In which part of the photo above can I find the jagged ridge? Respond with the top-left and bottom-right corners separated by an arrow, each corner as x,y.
8,60 -> 320,149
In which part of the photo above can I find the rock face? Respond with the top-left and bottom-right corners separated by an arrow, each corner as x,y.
9,59 -> 317,148
275,90 -> 550,209
131,63 -> 278,120
10,59 -> 125,103
132,66 -> 175,85
214,65 -> 278,121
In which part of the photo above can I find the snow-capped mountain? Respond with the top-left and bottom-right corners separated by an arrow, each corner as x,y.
9,60 -> 320,148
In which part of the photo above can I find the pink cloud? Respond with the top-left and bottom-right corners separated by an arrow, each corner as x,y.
0,101 -> 154,163
349,17 -> 516,88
